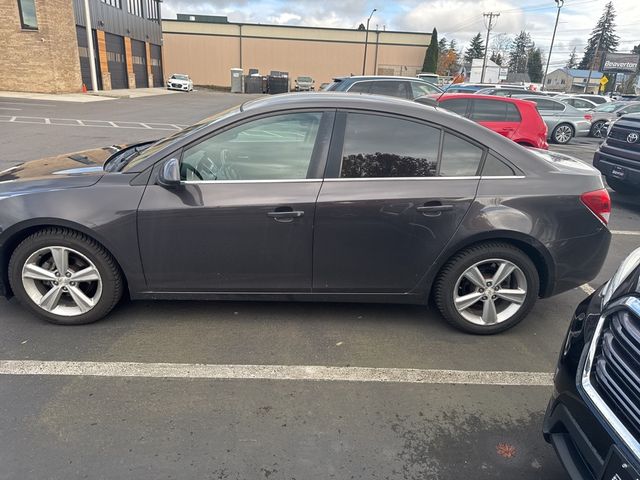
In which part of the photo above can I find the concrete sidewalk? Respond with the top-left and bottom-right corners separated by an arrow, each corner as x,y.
0,88 -> 176,103
89,87 -> 178,99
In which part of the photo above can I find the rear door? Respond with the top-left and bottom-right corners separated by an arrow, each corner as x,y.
312,111 -> 482,293
469,99 -> 521,139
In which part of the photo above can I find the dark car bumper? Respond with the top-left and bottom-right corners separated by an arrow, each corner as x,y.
543,289 -> 640,479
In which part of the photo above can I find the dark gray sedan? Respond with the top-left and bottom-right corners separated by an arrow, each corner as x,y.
0,93 -> 611,334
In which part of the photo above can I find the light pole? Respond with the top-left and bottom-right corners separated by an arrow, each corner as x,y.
362,8 -> 377,75
541,0 -> 564,91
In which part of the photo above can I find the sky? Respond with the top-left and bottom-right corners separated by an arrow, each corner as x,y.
161,0 -> 640,71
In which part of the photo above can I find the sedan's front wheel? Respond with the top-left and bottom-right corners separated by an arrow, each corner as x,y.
551,123 -> 574,144
434,243 -> 539,334
8,228 -> 123,325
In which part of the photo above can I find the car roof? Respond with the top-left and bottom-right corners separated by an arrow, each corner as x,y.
333,76 -> 432,82
435,93 -> 536,105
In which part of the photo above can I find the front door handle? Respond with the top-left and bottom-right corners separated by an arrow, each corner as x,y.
267,207 -> 304,223
416,203 -> 454,217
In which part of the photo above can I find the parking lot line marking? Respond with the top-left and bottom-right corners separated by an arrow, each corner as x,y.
611,230 -> 640,236
580,283 -> 596,295
0,101 -> 55,107
0,360 -> 554,386
0,107 -> 21,111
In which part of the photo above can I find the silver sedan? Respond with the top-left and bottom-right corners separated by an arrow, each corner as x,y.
516,95 -> 591,144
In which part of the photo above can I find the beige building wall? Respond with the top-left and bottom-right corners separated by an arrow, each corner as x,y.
0,0 -> 82,93
162,20 -> 431,88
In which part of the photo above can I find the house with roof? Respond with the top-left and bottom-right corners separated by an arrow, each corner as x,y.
544,67 -> 604,94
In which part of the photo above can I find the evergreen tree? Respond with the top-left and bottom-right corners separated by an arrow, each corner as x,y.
566,47 -> 578,68
422,28 -> 439,73
508,31 -> 532,74
632,44 -> 640,55
527,47 -> 544,83
438,37 -> 448,55
449,39 -> 458,52
490,52 -> 504,66
578,1 -> 619,70
464,33 -> 485,63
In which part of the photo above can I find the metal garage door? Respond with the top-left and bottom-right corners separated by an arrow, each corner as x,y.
105,33 -> 128,89
131,39 -> 148,88
150,44 -> 163,87
76,26 -> 101,91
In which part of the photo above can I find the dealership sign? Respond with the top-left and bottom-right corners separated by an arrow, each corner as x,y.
603,53 -> 640,72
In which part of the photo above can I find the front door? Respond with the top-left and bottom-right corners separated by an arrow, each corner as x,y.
313,112 -> 481,293
138,111 -> 333,292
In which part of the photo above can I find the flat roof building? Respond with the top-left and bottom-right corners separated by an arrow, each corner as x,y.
162,15 -> 433,89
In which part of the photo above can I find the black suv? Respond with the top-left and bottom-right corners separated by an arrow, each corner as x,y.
544,248 -> 640,480
594,113 -> 640,194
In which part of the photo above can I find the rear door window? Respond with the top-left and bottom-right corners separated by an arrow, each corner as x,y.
369,81 -> 411,99
410,81 -> 439,99
532,98 -> 558,112
469,99 -> 509,122
439,133 -> 484,177
348,81 -> 373,94
340,113 -> 440,178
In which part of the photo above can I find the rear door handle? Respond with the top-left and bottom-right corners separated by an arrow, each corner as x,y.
416,204 -> 454,216
267,208 -> 304,223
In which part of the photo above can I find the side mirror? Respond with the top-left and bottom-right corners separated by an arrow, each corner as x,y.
158,158 -> 181,187
616,111 -> 624,117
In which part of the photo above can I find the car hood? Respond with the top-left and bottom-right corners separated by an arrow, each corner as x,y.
0,145 -> 124,194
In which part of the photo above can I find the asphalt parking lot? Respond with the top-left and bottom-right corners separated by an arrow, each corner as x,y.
1,90 -> 639,480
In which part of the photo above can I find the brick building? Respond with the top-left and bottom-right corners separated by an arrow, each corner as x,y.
1,0 -> 163,93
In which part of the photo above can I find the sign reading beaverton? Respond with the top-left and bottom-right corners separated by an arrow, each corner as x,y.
603,53 -> 640,73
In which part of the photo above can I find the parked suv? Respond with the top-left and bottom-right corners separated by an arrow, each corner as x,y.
419,93 -> 548,149
324,76 -> 442,99
544,247 -> 640,480
594,113 -> 640,194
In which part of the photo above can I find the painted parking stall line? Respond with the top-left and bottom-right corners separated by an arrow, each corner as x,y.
0,115 -> 187,131
611,230 -> 640,236
0,360 -> 554,387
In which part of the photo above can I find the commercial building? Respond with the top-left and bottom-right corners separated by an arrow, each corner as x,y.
1,0 -> 163,93
162,15 -> 432,88
545,68 -> 604,94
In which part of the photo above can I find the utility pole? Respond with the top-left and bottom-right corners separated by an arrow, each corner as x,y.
585,33 -> 603,93
83,0 -> 98,92
542,0 -> 564,91
480,12 -> 499,84
362,8 -> 377,76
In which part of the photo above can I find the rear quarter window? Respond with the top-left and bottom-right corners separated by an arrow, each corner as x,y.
482,153 -> 516,176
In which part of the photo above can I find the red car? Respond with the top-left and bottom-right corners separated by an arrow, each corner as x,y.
417,93 -> 549,150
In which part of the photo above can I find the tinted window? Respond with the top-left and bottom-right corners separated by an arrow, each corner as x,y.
470,100 -> 511,122
348,81 -> 372,94
505,103 -> 522,121
181,112 -> 322,181
369,81 -> 410,99
439,98 -> 469,116
622,104 -> 640,114
410,81 -> 439,98
340,113 -> 440,178
439,133 -> 484,177
18,0 -> 38,29
482,153 -> 516,176
532,98 -> 562,111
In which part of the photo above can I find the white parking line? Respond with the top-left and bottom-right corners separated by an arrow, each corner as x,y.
0,360 -> 554,386
0,107 -> 21,111
0,116 -> 183,131
611,230 -> 640,236
0,101 -> 54,107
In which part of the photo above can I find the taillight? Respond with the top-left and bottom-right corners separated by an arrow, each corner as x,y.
581,189 -> 611,224
584,114 -> 593,121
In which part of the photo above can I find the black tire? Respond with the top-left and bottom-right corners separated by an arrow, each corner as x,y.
8,228 -> 123,325
551,123 -> 574,145
606,177 -> 638,195
590,120 -> 606,138
433,242 -> 539,335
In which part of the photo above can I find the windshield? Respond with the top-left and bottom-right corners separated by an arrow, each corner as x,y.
594,102 -> 624,112
298,77 -> 312,82
171,74 -> 189,80
119,106 -> 240,172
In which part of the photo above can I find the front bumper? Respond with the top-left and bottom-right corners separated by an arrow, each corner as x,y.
594,151 -> 640,187
167,83 -> 190,91
543,290 -> 640,479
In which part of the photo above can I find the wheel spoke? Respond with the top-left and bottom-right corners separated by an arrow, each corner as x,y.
492,262 -> 515,286
496,288 -> 527,305
70,266 -> 100,283
463,267 -> 487,288
455,291 -> 484,312
67,286 -> 94,313
39,286 -> 63,311
481,298 -> 498,325
23,264 -> 57,282
49,247 -> 69,275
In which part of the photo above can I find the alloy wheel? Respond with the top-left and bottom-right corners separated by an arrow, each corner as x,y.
554,125 -> 573,144
592,121 -> 607,138
453,259 -> 527,326
21,246 -> 102,317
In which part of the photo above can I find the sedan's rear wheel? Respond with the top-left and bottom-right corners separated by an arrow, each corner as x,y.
551,124 -> 574,144
8,228 -> 123,325
434,243 -> 539,334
